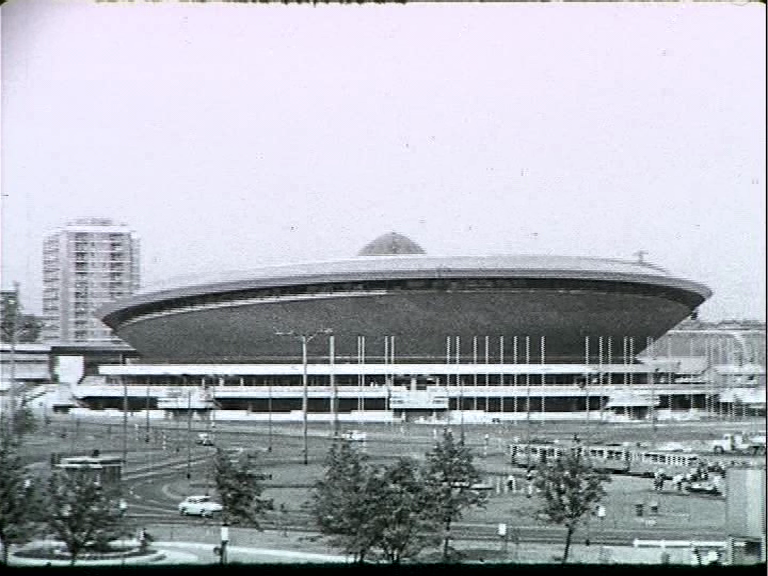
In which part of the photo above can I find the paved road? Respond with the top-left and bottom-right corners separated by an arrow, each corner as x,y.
122,464 -> 727,548
7,540 -> 349,566
111,422 -> 741,548
25,415 -> 760,552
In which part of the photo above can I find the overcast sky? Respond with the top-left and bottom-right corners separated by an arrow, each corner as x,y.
1,0 -> 765,321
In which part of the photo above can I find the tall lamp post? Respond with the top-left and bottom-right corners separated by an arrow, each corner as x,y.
268,376 -> 273,452
275,328 -> 333,465
183,375 -> 193,481
330,334 -> 339,438
4,282 -> 20,435
122,378 -> 128,467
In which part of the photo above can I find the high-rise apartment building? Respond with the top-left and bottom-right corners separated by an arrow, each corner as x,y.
42,218 -> 140,343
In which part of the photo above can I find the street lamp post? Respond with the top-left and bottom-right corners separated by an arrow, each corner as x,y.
301,336 -> 309,464
4,282 -> 20,435
186,379 -> 192,481
268,377 -> 273,452
122,379 -> 128,467
275,328 -> 332,465
330,334 -> 339,438
219,522 -> 229,565
596,505 -> 607,562
584,336 -> 591,446
145,385 -> 151,443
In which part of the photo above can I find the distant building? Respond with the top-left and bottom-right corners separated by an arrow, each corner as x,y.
42,218 -> 140,344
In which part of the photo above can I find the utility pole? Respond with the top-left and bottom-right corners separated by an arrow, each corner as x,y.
525,336 -> 531,470
275,328 -> 332,465
330,334 -> 339,438
145,385 -> 151,442
5,282 -> 20,435
186,383 -> 192,481
585,336 -> 590,446
268,377 -> 273,452
122,379 -> 128,467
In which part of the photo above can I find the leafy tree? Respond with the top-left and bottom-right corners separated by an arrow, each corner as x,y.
0,432 -> 44,565
11,400 -> 37,438
532,448 -> 610,564
0,289 -> 42,343
424,428 -> 488,562
0,401 -> 36,440
46,468 -> 128,566
309,438 -> 379,563
213,448 -> 273,527
369,457 -> 440,564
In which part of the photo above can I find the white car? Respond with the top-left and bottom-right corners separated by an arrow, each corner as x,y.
178,495 -> 223,517
343,430 -> 367,442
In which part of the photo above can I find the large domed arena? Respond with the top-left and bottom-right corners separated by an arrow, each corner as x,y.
98,232 -> 710,364
76,233 -> 741,424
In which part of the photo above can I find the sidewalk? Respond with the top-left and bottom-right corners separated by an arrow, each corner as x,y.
7,538 -> 348,566
7,537 -> 699,566
138,524 -> 712,565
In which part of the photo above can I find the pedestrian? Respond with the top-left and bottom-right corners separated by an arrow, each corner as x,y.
138,528 -> 148,552
691,547 -> 702,566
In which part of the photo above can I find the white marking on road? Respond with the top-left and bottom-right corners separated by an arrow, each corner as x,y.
162,482 -> 184,501
156,542 -> 349,562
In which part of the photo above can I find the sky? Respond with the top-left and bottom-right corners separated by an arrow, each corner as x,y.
1,0 -> 765,321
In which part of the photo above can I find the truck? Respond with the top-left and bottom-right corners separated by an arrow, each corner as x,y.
710,433 -> 766,455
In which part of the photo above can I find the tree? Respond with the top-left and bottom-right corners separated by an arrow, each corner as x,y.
309,438 -> 379,563
369,457 -> 440,564
424,428 -> 488,562
46,468 -> 128,566
532,448 -> 610,564
0,289 -> 42,343
12,400 -> 37,438
213,448 -> 272,527
0,432 -> 44,565
0,400 -> 37,440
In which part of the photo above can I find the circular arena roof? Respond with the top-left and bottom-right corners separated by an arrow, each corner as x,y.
358,232 -> 426,256
99,235 -> 712,363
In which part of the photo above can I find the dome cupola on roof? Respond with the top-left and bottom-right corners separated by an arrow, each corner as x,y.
358,232 -> 426,256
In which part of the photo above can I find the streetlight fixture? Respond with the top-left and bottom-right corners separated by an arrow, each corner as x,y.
275,328 -> 333,465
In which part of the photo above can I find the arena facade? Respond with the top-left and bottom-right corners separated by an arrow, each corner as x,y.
74,233 -> 765,423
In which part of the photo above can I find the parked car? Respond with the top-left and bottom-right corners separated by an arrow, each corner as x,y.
196,433 -> 214,446
178,495 -> 223,517
685,482 -> 721,496
343,430 -> 367,442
